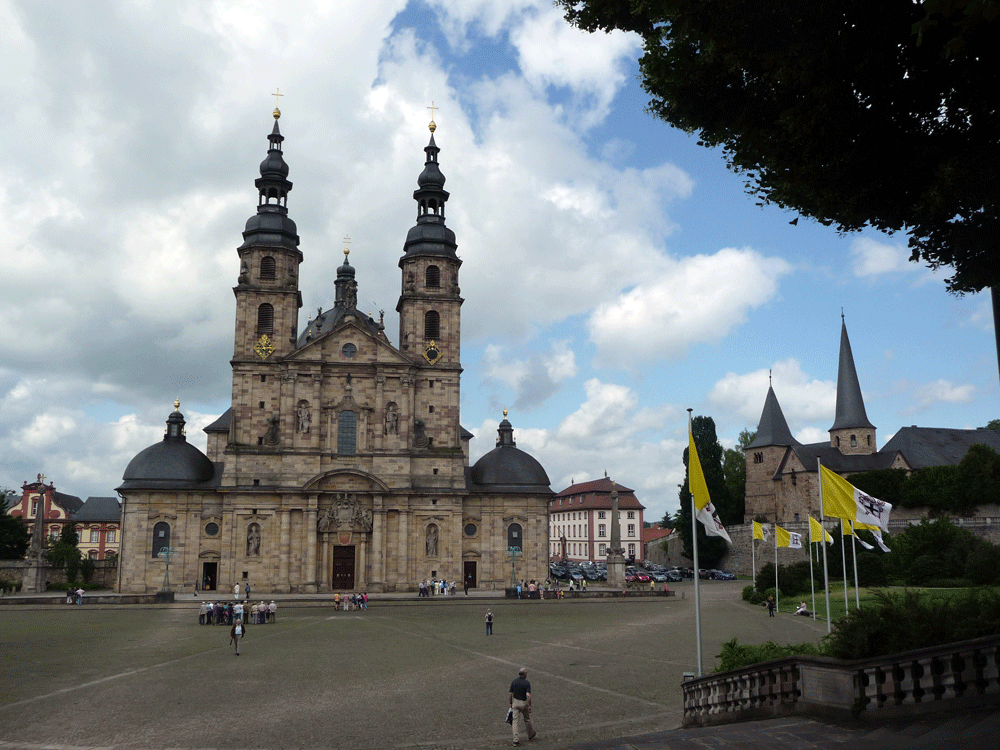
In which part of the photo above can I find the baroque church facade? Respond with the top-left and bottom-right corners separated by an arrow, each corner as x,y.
117,110 -> 552,594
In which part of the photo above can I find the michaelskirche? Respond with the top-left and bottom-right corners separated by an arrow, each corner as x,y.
118,110 -> 552,594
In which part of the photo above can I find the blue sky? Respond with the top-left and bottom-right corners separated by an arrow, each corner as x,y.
1,0 -> 993,523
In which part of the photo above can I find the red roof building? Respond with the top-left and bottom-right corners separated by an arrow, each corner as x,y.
549,477 -> 645,562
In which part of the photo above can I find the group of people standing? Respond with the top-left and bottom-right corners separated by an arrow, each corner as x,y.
418,579 -> 457,596
333,592 -> 368,610
199,600 -> 276,625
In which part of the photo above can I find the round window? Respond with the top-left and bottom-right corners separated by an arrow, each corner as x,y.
205,522 -> 219,536
342,343 -> 357,358
464,523 -> 477,537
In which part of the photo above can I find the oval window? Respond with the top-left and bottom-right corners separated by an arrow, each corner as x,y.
464,523 -> 477,537
342,343 -> 357,358
205,522 -> 220,536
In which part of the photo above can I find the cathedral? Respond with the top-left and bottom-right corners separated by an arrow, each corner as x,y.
116,109 -> 553,594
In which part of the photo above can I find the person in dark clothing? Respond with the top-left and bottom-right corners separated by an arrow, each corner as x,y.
766,595 -> 776,617
508,667 -> 536,746
485,609 -> 494,635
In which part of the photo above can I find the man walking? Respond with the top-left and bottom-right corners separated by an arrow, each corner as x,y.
485,609 -> 494,635
508,667 -> 536,746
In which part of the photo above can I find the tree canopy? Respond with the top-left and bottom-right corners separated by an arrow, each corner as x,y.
0,512 -> 30,560
558,1 -> 1000,294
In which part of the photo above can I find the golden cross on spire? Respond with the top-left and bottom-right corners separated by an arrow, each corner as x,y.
427,101 -> 438,132
272,88 -> 284,119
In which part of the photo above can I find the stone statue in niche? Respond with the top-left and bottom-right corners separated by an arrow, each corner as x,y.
263,415 -> 280,446
297,401 -> 311,434
246,523 -> 261,556
238,261 -> 249,284
426,524 -> 438,557
346,280 -> 358,310
405,271 -> 415,292
384,403 -> 399,435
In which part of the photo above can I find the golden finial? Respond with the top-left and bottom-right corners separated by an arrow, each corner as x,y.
272,88 -> 284,119
427,101 -> 438,132
503,408 -> 508,419
343,234 -> 351,258
174,398 -> 180,411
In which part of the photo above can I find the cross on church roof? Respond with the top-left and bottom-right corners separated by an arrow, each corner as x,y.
272,88 -> 283,119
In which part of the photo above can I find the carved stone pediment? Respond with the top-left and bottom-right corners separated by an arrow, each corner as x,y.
317,492 -> 373,533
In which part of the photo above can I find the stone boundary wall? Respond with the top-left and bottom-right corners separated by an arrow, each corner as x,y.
0,559 -> 118,591
682,634 -> 1000,726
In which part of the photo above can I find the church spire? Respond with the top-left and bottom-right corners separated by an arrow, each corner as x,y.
238,110 -> 299,252
400,122 -> 457,261
746,385 -> 799,448
830,317 -> 875,431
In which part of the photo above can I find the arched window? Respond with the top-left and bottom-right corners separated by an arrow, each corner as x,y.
260,256 -> 276,280
426,265 -> 440,288
338,411 -> 357,455
850,434 -> 857,447
257,303 -> 274,335
507,523 -> 523,552
152,522 -> 170,559
424,310 -> 440,339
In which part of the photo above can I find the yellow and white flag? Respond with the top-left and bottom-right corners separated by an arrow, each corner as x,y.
809,516 -> 833,545
845,520 -> 874,550
775,525 -> 802,549
855,521 -> 891,552
819,464 -> 892,531
688,425 -> 732,544
752,520 -> 768,541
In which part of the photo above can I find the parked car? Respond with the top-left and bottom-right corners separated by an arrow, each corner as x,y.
651,572 -> 668,582
713,570 -> 736,580
665,570 -> 682,582
634,572 -> 651,583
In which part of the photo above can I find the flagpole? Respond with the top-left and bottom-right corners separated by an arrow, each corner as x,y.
751,528 -> 756,592
817,459 -> 832,633
840,518 -> 849,617
850,521 -> 860,610
773,520 -> 778,612
809,519 -> 816,620
688,410 -> 703,677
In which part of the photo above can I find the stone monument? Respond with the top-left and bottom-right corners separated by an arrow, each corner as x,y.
21,476 -> 50,594
605,484 -> 626,588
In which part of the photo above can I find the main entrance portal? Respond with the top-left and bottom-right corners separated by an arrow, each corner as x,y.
332,546 -> 355,590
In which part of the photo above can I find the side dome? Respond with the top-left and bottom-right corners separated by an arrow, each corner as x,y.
469,413 -> 551,494
119,403 -> 215,490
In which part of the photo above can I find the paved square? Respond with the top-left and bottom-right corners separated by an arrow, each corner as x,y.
0,583 -> 826,749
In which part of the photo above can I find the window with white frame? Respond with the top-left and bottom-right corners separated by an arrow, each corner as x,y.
598,511 -> 605,519
628,524 -> 635,537
627,511 -> 635,519
599,543 -> 606,556
107,529 -> 116,544
90,530 -> 99,543
628,543 -> 635,557
598,524 -> 606,537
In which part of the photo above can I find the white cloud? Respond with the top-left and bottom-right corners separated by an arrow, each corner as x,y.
588,248 -> 791,364
480,341 -> 579,410
914,379 -> 975,409
707,359 -> 837,426
851,237 -> 916,277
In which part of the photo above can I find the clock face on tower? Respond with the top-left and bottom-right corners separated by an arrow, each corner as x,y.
422,340 -> 442,365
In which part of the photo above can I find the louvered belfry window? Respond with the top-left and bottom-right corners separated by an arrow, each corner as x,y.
424,310 -> 440,339
257,303 -> 274,335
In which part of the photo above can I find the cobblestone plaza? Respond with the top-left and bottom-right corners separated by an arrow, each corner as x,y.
0,582 -> 827,749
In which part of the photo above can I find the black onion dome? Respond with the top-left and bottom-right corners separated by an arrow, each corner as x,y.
401,128 -> 458,262
469,414 -> 551,494
119,403 -> 215,490
238,116 -> 299,253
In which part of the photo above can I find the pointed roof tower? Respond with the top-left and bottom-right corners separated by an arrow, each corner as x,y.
399,121 -> 458,263
238,109 -> 299,253
746,385 -> 800,449
830,315 -> 875,431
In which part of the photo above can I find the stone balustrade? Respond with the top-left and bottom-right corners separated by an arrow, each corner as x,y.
682,634 -> 1000,726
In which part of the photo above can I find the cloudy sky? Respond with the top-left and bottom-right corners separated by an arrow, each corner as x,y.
2,1 -> 994,523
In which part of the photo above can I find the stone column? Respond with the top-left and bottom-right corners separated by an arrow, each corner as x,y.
277,506 -> 290,593
304,500 -> 318,593
371,494 -> 385,591
321,534 -> 330,592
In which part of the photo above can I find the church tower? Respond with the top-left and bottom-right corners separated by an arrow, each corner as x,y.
744,384 -> 800,520
230,108 -> 302,447
396,120 -> 464,451
829,316 -> 876,455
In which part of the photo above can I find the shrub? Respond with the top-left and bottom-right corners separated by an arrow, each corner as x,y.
716,637 -> 822,672
907,554 -> 943,585
742,585 -> 765,604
